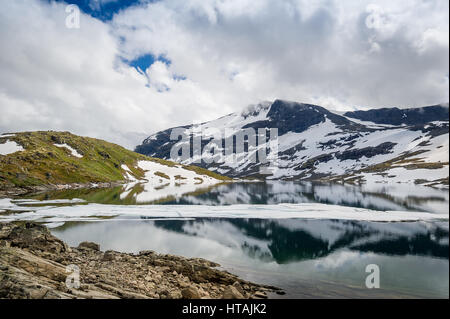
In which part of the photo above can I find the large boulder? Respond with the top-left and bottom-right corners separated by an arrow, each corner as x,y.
181,287 -> 201,299
221,285 -> 245,299
6,222 -> 68,253
78,241 -> 100,251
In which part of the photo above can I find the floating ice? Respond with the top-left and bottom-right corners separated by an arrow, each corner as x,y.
0,202 -> 447,224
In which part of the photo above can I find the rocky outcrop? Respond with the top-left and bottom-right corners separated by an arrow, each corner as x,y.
77,242 -> 100,251
344,104 -> 449,126
334,142 -> 396,161
0,222 -> 278,299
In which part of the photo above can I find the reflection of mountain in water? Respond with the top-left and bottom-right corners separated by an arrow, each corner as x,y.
22,183 -> 218,205
24,181 -> 448,214
172,182 -> 449,214
152,218 -> 449,264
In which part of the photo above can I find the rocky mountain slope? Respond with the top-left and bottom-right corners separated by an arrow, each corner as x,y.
136,100 -> 449,188
0,131 -> 229,193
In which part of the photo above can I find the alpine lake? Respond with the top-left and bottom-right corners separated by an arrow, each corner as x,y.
1,181 -> 448,298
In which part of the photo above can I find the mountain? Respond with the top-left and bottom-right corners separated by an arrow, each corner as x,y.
136,100 -> 449,188
0,131 -> 229,191
344,104 -> 449,126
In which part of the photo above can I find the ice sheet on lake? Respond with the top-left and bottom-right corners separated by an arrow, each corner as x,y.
43,222 -> 66,229
0,198 -> 31,211
0,198 -> 58,212
0,202 -> 447,224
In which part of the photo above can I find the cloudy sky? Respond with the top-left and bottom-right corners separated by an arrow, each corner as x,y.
0,0 -> 448,149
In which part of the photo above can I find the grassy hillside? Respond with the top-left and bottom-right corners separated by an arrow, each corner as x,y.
0,131 -> 229,189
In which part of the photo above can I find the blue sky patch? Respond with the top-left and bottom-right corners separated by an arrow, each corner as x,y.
124,54 -> 171,73
51,0 -> 145,21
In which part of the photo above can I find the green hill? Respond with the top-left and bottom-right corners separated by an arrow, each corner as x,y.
0,131 -> 229,190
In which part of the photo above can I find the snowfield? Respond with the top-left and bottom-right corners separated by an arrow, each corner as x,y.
270,120 -> 448,181
0,140 -> 24,155
138,160 -> 219,185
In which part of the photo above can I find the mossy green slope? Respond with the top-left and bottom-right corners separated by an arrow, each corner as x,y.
0,131 -> 230,189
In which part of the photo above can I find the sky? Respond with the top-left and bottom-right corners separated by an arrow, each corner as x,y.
0,0 -> 448,149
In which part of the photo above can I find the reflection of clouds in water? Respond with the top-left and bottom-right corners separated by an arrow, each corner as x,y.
268,182 -> 312,194
53,220 -> 241,261
51,219 -> 449,298
182,220 -> 271,255
314,251 -> 370,270
216,189 -> 253,205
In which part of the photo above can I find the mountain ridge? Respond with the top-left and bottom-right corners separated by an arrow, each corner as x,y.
344,103 -> 449,126
136,100 -> 449,188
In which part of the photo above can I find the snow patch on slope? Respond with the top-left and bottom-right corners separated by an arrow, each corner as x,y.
413,134 -> 449,163
0,140 -> 24,155
360,166 -> 449,187
54,143 -> 83,158
121,164 -> 137,181
138,160 -> 218,184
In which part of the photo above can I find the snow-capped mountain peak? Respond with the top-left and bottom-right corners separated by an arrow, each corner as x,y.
136,100 -> 449,188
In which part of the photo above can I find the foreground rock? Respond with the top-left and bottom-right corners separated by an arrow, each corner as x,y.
0,222 -> 279,299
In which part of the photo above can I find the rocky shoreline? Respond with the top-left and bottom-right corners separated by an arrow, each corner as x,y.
0,222 -> 280,299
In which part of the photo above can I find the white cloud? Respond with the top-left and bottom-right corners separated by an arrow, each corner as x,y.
0,0 -> 448,149
0,0 -> 229,148
88,0 -> 119,11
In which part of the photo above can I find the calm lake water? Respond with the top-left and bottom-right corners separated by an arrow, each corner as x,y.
3,181 -> 449,298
